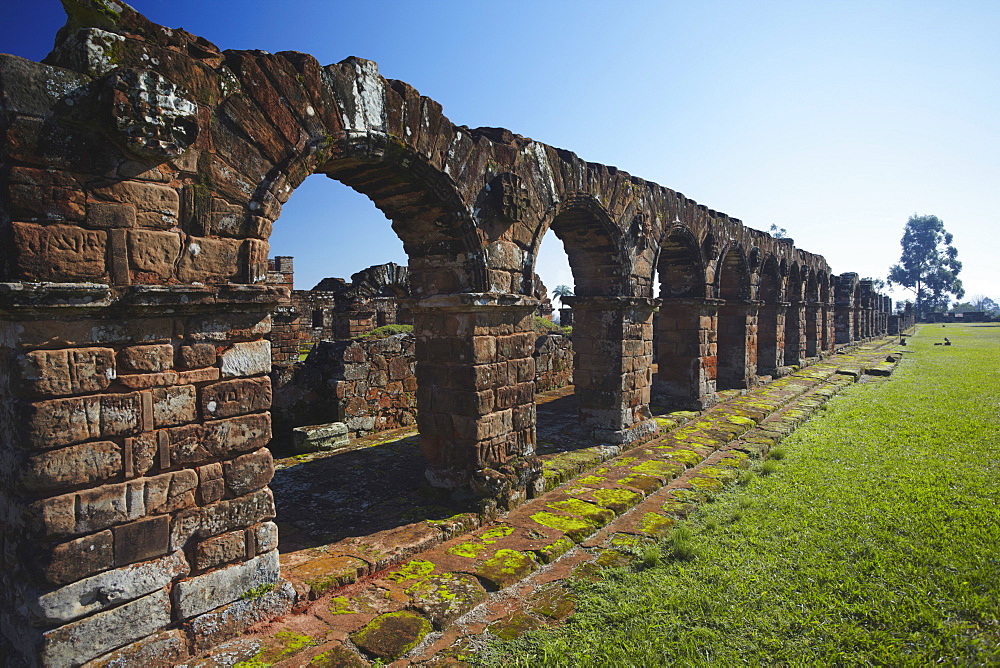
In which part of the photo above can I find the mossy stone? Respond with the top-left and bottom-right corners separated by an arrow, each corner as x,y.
534,536 -> 575,564
488,611 -> 545,640
307,644 -> 368,667
590,487 -> 643,513
407,572 -> 487,628
386,559 -> 435,583
475,548 -> 537,590
547,498 -> 615,525
529,511 -> 597,543
636,512 -> 675,537
351,610 -> 432,661
617,474 -> 662,495
530,586 -> 576,620
630,459 -> 684,480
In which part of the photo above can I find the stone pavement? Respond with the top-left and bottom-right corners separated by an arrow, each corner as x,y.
163,340 -> 902,667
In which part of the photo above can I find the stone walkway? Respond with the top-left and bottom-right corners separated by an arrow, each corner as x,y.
175,340 -> 901,667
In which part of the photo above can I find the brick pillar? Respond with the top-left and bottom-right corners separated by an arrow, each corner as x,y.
652,297 -> 720,410
835,301 -> 854,344
564,297 -> 659,444
268,304 -> 302,364
717,300 -> 758,389
805,303 -> 821,357
756,303 -> 785,377
823,303 -> 836,351
0,284 -> 289,666
409,294 -> 540,505
784,301 -> 805,367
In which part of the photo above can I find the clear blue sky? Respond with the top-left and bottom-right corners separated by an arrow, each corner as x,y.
3,1 -> 997,304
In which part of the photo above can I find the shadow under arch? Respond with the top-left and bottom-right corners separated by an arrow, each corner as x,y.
716,243 -> 754,389
756,255 -> 783,376
651,223 -> 717,410
656,224 -> 707,299
531,194 -> 628,297
529,194 -> 656,443
784,262 -> 804,366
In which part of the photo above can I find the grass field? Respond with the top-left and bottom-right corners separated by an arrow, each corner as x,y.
485,324 -> 1000,666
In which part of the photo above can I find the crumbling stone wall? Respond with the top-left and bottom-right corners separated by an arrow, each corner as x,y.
0,287 -> 287,666
0,2 -> 891,663
271,333 -> 417,443
533,333 -> 573,392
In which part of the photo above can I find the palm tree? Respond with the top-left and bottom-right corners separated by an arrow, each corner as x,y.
552,284 -> 574,308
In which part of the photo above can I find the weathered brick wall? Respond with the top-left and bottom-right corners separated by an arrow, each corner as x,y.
0,288 -> 290,666
269,306 -> 304,364
533,333 -> 573,392
273,331 -> 574,445
322,334 -> 418,437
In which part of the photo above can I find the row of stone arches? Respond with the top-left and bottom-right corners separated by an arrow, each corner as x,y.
0,3 -> 893,663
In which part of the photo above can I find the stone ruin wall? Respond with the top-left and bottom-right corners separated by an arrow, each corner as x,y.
271,333 -> 418,443
271,330 -> 574,446
0,2 -> 895,664
533,333 -> 574,392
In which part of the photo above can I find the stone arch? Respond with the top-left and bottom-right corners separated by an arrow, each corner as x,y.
806,267 -> 820,303
783,263 -> 804,366
253,133 -> 486,297
541,194 -> 626,297
757,255 -> 782,303
716,244 -> 754,388
716,244 -> 750,301
786,262 -> 804,303
0,3 -> 886,662
852,282 -> 863,339
756,255 -> 783,376
656,224 -> 706,299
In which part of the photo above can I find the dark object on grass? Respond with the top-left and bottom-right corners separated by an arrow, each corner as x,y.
944,338 -> 951,346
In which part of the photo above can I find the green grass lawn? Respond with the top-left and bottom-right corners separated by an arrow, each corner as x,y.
486,324 -> 1000,666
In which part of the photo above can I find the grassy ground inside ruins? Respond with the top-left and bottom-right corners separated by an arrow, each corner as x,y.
485,323 -> 1000,665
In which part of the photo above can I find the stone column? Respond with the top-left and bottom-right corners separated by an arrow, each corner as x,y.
823,302 -> 836,351
804,302 -> 821,357
835,301 -> 854,344
408,294 -> 540,506
563,297 -> 659,444
755,302 -> 785,377
784,301 -> 806,367
652,297 -> 720,410
0,283 -> 289,667
717,300 -> 758,389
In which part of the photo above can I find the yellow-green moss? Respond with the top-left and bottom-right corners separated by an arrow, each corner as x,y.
636,513 -> 675,537
386,560 -> 435,583
689,475 -> 724,491
535,536 -> 575,564
329,596 -> 355,615
631,460 -> 683,478
447,541 -> 486,558
530,511 -> 596,542
548,498 -> 615,524
576,475 -> 606,485
591,487 -> 643,510
661,449 -> 703,467
481,525 -> 515,543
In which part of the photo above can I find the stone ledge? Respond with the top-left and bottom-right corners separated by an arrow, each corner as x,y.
0,282 -> 287,314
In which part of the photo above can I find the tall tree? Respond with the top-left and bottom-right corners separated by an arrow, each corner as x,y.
887,215 -> 963,318
552,284 -> 574,307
